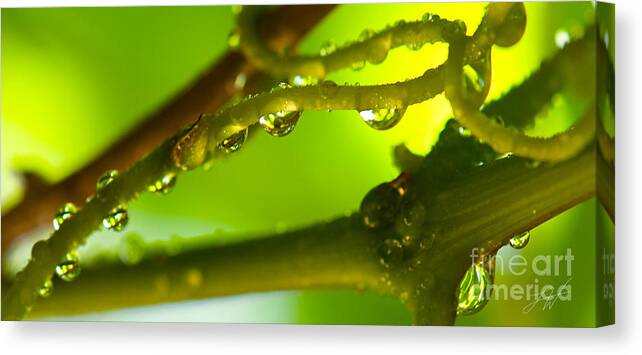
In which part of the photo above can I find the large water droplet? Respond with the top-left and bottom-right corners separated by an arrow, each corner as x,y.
56,252 -> 81,282
53,203 -> 78,231
37,278 -> 53,298
172,117 -> 210,171
147,173 -> 177,194
359,106 -> 406,130
319,40 -> 337,57
360,182 -> 403,230
96,170 -> 119,193
218,128 -> 248,153
509,231 -> 530,249
102,205 -> 129,232
493,3 -> 526,47
259,111 -> 301,137
456,260 -> 491,315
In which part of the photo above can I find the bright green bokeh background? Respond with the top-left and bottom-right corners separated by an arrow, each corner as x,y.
1,2 -> 609,326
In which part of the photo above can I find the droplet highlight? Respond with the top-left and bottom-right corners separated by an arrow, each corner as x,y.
259,111 -> 301,137
509,231 -> 530,249
53,203 -> 78,231
218,128 -> 248,153
148,173 -> 177,194
102,205 -> 129,232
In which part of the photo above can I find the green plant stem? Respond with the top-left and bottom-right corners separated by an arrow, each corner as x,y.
443,33 -> 596,162
27,147 -> 595,324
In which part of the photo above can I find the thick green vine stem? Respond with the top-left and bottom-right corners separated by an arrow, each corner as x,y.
26,146 -> 594,324
236,5 -> 462,78
2,2 -> 597,321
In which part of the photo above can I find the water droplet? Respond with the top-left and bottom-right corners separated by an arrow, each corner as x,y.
227,30 -> 240,49
259,111 -> 301,137
56,252 -> 81,282
147,173 -> 177,194
555,29 -> 570,48
351,59 -> 366,71
319,80 -> 339,99
407,42 -> 423,51
102,205 -> 129,232
456,260 -> 491,315
37,278 -> 53,298
218,128 -> 248,153
463,65 -> 485,93
96,170 -> 119,193
172,117 -> 210,171
458,125 -> 472,137
442,20 -> 467,41
359,106 -> 406,130
319,40 -> 337,57
360,182 -> 403,229
378,238 -> 404,268
359,29 -> 375,41
53,203 -> 78,231
493,3 -> 526,47
422,13 -> 439,22
289,75 -> 319,87
509,231 -> 530,249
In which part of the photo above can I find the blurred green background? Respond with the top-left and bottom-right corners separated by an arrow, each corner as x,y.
1,2 -> 610,325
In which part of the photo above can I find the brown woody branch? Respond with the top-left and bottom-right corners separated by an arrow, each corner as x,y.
1,4 -> 336,252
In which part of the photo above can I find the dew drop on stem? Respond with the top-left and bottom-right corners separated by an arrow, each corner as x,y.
102,205 -> 129,232
56,252 -> 81,282
259,111 -> 301,137
96,169 -> 119,194
359,106 -> 406,130
509,231 -> 530,249
53,203 -> 78,231
218,128 -> 248,153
